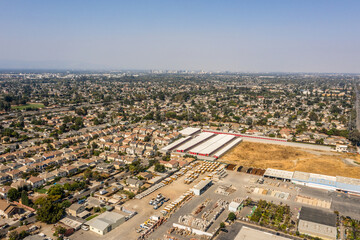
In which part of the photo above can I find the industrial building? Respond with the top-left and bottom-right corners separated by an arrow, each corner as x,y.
298,207 -> 337,240
234,226 -> 291,240
179,127 -> 201,136
263,168 -> 294,181
192,179 -> 212,195
188,134 -> 235,157
160,136 -> 191,154
228,201 -> 241,212
259,168 -> 360,195
291,171 -> 337,191
86,211 -> 126,235
176,132 -> 214,152
161,129 -> 243,160
335,176 -> 360,194
213,138 -> 243,159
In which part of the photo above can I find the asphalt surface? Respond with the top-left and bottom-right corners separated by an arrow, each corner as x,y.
299,186 -> 360,219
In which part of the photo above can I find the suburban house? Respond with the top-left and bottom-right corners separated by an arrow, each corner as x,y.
0,199 -> 19,218
27,176 -> 45,189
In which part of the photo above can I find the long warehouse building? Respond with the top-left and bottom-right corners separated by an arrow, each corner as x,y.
176,132 -> 214,152
188,134 -> 224,155
213,138 -> 243,159
189,134 -> 235,156
160,136 -> 192,153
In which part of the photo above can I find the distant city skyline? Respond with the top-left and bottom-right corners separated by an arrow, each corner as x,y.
1,0 -> 359,73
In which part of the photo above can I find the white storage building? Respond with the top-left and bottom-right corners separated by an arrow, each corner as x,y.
192,179 -> 212,195
176,132 -> 214,152
229,201 -> 241,212
179,127 -> 201,136
160,136 -> 191,153
213,138 -> 243,158
87,211 -> 126,235
264,168 -> 294,181
189,134 -> 235,157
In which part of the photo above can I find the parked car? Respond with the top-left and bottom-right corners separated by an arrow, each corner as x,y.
1,224 -> 9,229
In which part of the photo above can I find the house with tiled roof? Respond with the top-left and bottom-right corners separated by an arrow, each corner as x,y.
0,199 -> 19,218
27,176 -> 45,188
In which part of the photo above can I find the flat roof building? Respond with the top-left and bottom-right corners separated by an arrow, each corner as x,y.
234,226 -> 291,240
213,138 -> 242,158
176,132 -> 214,152
335,176 -> 360,194
292,171 -> 337,191
298,207 -> 337,240
160,136 -> 191,153
189,134 -> 235,157
179,127 -> 201,136
192,179 -> 212,195
86,211 -> 125,235
264,168 -> 294,181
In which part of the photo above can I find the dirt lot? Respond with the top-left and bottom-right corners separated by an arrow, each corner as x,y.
221,142 -> 360,178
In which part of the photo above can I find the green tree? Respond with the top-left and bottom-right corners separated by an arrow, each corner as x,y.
36,200 -> 64,224
7,188 -> 19,202
228,212 -> 236,221
21,190 -> 29,206
47,185 -> 65,201
154,163 -> 166,173
54,226 -> 66,237
349,129 -> 360,145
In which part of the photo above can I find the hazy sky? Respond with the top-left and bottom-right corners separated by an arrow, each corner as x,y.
0,0 -> 359,72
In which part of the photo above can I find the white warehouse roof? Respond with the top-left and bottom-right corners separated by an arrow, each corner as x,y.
193,179 -> 212,191
161,136 -> 191,152
198,135 -> 235,155
176,132 -> 214,152
87,212 -> 125,231
213,138 -> 242,158
179,127 -> 201,136
264,168 -> 294,180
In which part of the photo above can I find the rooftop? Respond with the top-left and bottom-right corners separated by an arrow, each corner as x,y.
299,206 -> 337,227
86,211 -> 125,231
234,226 -> 291,240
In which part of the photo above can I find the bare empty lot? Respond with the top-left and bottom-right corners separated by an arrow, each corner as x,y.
221,142 -> 360,178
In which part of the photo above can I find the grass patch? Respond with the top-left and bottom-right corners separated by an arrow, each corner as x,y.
86,214 -> 98,221
11,103 -> 45,110
35,188 -> 47,194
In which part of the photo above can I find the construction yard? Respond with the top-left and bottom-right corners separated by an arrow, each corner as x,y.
220,141 -> 360,178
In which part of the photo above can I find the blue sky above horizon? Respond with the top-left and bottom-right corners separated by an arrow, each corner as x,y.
0,0 -> 359,72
